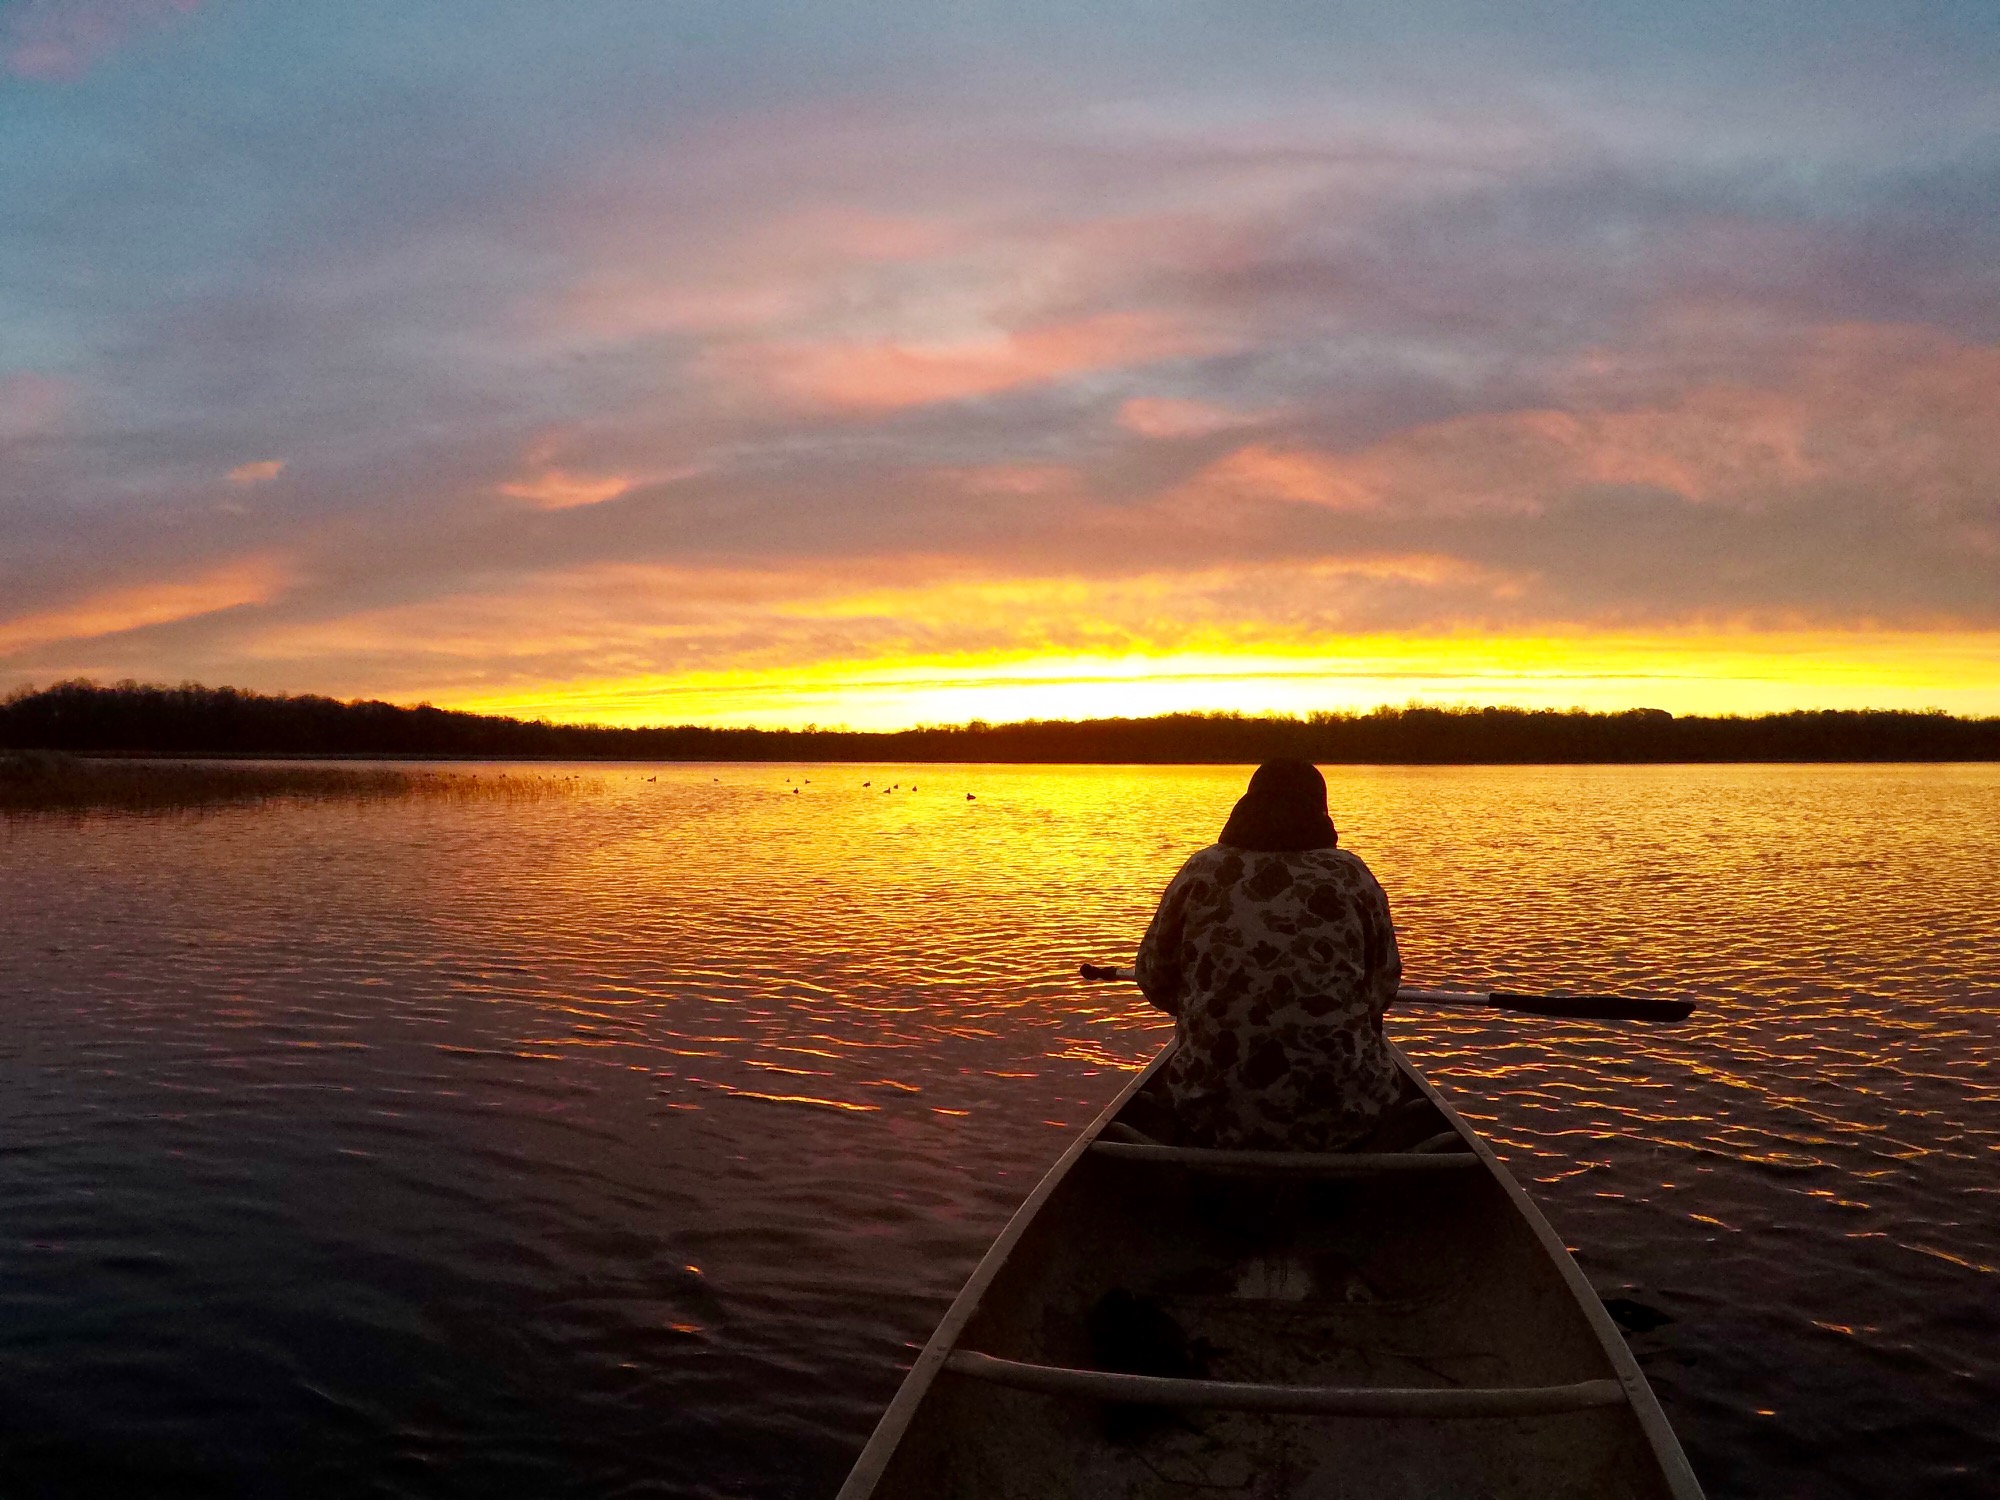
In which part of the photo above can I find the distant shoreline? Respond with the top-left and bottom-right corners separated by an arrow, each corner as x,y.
6,680 -> 1999,764
44,749 -> 2000,767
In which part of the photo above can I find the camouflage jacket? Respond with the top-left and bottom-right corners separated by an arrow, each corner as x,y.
1134,843 -> 1404,1149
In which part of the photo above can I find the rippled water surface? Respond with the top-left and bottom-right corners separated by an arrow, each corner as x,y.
3,763 -> 1996,1497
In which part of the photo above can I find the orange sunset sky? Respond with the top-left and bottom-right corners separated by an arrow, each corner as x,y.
4,3 -> 1997,728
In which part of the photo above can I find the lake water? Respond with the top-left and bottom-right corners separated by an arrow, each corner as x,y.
2,763 -> 1996,1498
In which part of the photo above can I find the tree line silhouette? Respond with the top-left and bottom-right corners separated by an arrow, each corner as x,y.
5,679 -> 1997,763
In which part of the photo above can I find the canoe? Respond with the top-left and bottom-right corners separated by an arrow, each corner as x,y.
839,1043 -> 1704,1500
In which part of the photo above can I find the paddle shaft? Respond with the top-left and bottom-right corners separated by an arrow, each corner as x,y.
1078,964 -> 1695,1023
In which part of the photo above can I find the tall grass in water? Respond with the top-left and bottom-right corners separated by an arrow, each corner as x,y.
0,752 -> 585,816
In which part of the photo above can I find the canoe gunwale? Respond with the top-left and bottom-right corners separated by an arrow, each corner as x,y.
1387,1044 -> 1706,1498
943,1349 -> 1629,1417
833,1047 -> 1176,1500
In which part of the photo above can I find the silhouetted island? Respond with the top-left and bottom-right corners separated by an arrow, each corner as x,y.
5,679 -> 1997,763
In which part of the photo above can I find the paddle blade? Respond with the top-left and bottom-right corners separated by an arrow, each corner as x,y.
1079,963 -> 1128,982
1489,991 -> 1696,1023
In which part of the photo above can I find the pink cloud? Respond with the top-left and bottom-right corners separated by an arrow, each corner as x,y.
0,555 -> 286,655
775,207 -> 960,264
498,469 -> 639,510
1119,395 -> 1269,439
2,0 -> 197,81
1190,401 -> 1817,519
1184,324 -> 2000,528
949,463 -> 1079,497
0,372 -> 73,443
540,206 -> 968,343
226,459 -> 286,486
726,311 -> 1204,411
495,432 -> 697,509
1193,443 -> 1379,510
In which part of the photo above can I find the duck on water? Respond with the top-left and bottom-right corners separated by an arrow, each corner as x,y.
841,761 -> 1704,1500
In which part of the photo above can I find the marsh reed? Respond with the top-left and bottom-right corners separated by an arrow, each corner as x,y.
0,752 -> 586,816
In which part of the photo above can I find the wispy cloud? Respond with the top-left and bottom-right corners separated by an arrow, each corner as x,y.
1119,396 -> 1269,439
717,312 -> 1209,411
1177,322 -> 1994,528
2,0 -> 195,80
0,373 -> 72,444
0,555 -> 286,654
226,459 -> 285,486
498,469 -> 638,509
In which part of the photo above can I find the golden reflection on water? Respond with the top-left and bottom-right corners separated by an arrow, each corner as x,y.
447,759 -> 2000,1117
2,761 -> 1996,1497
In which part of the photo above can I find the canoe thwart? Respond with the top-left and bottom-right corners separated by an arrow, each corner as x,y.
1089,1141 -> 1480,1173
945,1350 -> 1629,1418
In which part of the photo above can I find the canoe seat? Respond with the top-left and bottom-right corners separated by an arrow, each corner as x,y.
1088,1141 -> 1479,1174
1102,1121 -> 1163,1145
945,1350 -> 1628,1418
1410,1129 -> 1467,1153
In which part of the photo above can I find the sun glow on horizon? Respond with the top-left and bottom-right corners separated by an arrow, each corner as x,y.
437,631 -> 2000,731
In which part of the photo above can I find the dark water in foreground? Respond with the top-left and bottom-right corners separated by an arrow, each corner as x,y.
2,763 -> 1996,1498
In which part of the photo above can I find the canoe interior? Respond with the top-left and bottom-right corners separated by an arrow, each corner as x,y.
861,1057 -> 1688,1500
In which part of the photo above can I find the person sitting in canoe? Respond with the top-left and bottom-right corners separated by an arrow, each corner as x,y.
1133,759 -> 1406,1151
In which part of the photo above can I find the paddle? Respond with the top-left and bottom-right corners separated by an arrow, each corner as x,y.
1078,964 -> 1695,1023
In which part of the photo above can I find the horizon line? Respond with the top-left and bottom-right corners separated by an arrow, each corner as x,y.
5,677 -> 1992,738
